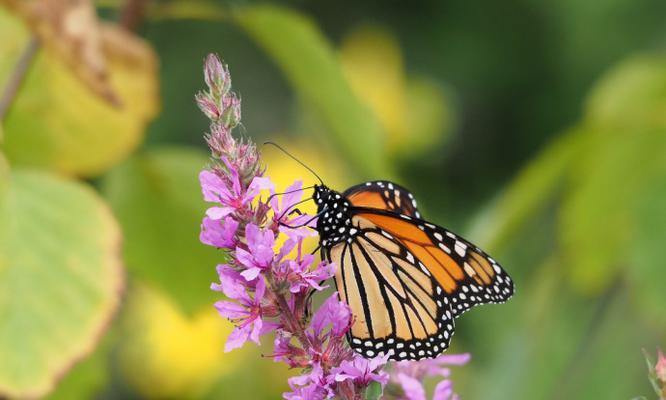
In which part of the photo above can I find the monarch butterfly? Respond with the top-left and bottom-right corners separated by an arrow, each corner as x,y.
312,181 -> 514,361
264,142 -> 514,361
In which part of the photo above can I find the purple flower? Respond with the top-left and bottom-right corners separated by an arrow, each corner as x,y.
433,379 -> 457,400
265,180 -> 318,240
200,216 -> 238,248
269,180 -> 304,221
212,269 -> 276,351
236,224 -> 276,281
391,353 -> 470,400
309,293 -> 351,339
397,373 -> 426,400
287,258 -> 336,294
199,162 -> 270,220
285,363 -> 334,400
283,383 -> 331,400
333,353 -> 390,387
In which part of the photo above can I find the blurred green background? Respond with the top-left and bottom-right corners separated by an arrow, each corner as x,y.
1,0 -> 666,398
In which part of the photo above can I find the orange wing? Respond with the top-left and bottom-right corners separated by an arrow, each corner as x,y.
352,210 -> 514,317
343,181 -> 421,218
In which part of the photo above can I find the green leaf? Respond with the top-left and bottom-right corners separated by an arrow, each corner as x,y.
101,147 -> 222,313
0,170 -> 123,398
365,381 -> 384,400
585,54 -> 666,131
234,5 -> 389,178
559,129 -> 666,294
0,9 -> 159,177
468,129 -> 582,252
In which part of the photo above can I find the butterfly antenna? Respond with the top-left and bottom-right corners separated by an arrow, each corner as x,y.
263,141 -> 324,185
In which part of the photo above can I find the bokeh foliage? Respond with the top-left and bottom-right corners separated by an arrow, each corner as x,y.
0,0 -> 665,399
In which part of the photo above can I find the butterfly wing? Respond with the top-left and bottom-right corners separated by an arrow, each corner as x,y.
325,230 -> 455,361
343,181 -> 422,218
353,209 -> 514,317
324,208 -> 514,361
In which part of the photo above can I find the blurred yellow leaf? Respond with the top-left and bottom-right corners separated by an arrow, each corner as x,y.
1,10 -> 159,176
118,283 -> 241,399
340,26 -> 450,157
2,0 -> 118,103
340,26 -> 407,146
405,76 -> 452,155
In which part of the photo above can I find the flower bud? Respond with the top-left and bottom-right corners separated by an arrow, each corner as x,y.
221,93 -> 242,129
196,92 -> 220,121
204,54 -> 225,94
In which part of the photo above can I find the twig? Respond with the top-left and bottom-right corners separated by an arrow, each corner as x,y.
0,36 -> 39,122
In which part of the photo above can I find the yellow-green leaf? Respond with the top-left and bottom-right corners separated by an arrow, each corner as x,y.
235,5 -> 389,178
0,10 -> 159,177
101,147 -> 222,313
585,54 -> 666,131
560,129 -> 666,294
0,170 -> 123,398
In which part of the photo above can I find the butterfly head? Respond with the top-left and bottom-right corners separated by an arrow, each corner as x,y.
313,185 -> 354,247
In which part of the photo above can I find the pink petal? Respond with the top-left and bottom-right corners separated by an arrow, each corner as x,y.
246,176 -> 274,204
213,264 -> 250,301
281,180 -> 304,212
199,170 -> 230,202
206,206 -> 234,220
433,379 -> 454,400
249,318 -> 263,345
397,373 -> 426,400
235,247 -> 256,269
214,300 -> 248,319
224,325 -> 250,352
434,353 -> 471,366
241,267 -> 262,281
254,278 -> 267,301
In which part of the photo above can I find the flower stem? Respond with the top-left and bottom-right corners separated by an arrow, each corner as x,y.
267,272 -> 312,350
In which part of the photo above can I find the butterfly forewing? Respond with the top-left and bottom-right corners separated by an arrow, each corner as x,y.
343,180 -> 422,218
